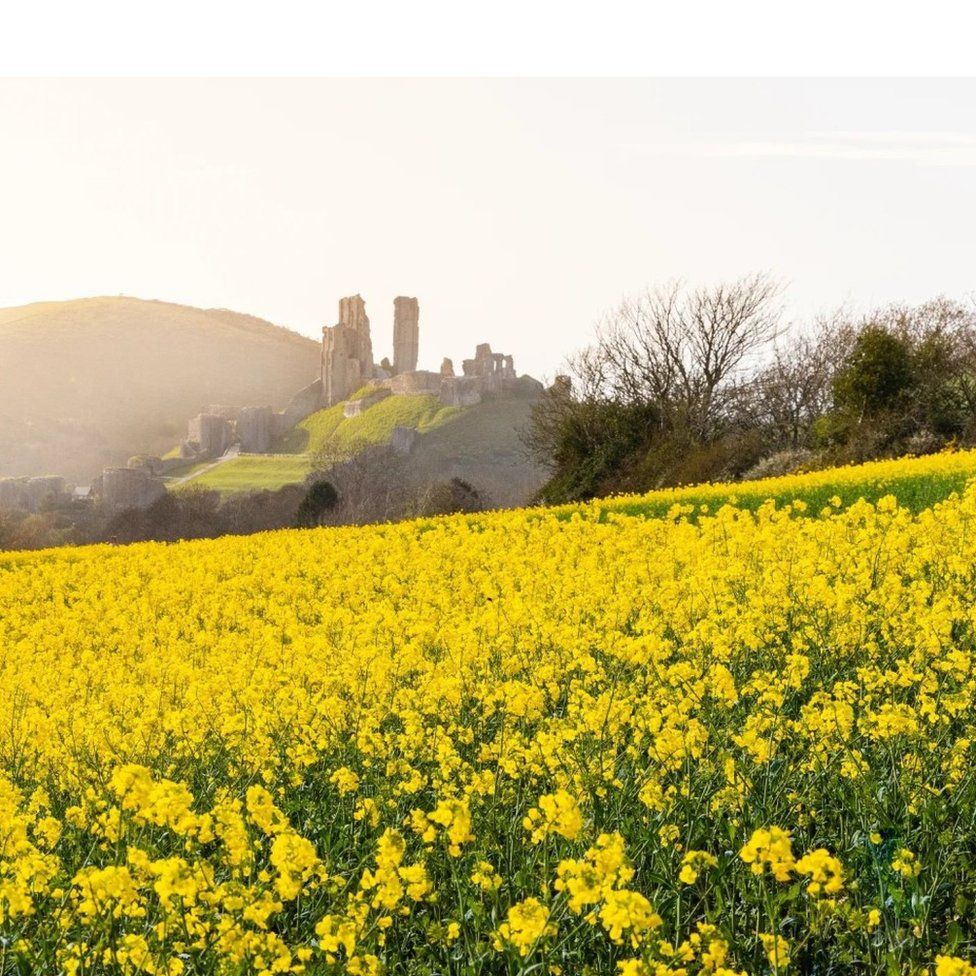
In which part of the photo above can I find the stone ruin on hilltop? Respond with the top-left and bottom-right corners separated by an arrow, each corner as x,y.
178,294 -> 539,463
320,294 -> 526,409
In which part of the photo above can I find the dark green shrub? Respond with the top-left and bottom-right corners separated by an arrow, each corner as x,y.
296,480 -> 339,527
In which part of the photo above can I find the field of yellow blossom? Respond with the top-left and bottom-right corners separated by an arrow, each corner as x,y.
5,451 -> 976,974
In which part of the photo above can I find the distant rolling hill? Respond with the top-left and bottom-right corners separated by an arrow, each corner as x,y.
0,297 -> 321,481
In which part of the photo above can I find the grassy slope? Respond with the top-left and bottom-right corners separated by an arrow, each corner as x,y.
181,395 -> 453,493
0,297 -> 320,481
178,455 -> 313,493
181,394 -> 546,500
279,395 -> 457,456
401,397 -> 547,507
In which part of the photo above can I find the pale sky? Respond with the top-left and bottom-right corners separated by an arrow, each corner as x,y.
1,78 -> 975,379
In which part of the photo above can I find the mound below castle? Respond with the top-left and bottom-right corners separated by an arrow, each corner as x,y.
171,293 -> 549,506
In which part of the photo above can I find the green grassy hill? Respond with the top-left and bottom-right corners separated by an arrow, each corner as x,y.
175,392 -> 547,506
0,296 -> 320,482
178,455 -> 314,493
400,397 -> 546,506
279,394 -> 459,455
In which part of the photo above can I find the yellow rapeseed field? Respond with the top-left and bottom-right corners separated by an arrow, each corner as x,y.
5,452 -> 976,974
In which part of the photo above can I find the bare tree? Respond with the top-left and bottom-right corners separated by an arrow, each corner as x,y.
743,312 -> 849,448
591,273 -> 783,439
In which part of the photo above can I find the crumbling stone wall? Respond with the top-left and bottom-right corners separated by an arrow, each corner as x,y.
204,406 -> 241,421
0,479 -> 28,511
343,388 -> 392,418
338,294 -> 373,368
318,296 -> 529,415
0,476 -> 70,512
279,379 -> 323,431
321,323 -> 364,407
385,370 -> 443,396
439,376 -> 483,407
391,426 -> 417,455
462,343 -> 517,388
27,476 -> 66,510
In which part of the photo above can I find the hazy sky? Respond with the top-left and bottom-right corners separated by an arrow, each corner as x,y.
2,78 -> 975,378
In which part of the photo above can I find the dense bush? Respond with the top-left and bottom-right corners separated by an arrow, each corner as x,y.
295,480 -> 339,527
0,484 -> 309,551
415,477 -> 486,517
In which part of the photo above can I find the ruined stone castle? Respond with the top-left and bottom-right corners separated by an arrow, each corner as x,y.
179,294 -> 531,462
320,294 -> 521,410
0,294 -> 537,515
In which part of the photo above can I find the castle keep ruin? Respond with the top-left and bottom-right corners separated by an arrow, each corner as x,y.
463,343 -> 516,388
100,467 -> 166,511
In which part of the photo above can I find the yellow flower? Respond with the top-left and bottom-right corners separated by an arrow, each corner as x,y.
6,443 -> 976,970
891,848 -> 921,879
556,832 -> 635,914
329,767 -> 360,795
935,957 -> 976,976
795,848 -> 844,896
72,866 -> 143,920
470,860 -> 502,892
658,824 -> 681,847
740,827 -> 795,882
427,796 -> 475,855
760,933 -> 791,970
598,889 -> 662,947
269,830 -> 321,900
679,849 -> 718,884
244,785 -> 288,836
315,914 -> 358,958
493,898 -> 557,956
523,790 -> 583,844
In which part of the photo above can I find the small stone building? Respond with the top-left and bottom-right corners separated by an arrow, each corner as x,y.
101,467 -> 166,511
237,406 -> 275,453
186,414 -> 233,458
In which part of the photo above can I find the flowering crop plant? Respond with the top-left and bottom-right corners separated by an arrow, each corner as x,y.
5,452 -> 976,974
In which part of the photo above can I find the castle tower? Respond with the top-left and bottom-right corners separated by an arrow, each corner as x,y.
338,294 -> 373,370
392,296 -> 419,375
321,294 -> 375,406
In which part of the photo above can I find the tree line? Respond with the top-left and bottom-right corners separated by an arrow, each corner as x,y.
0,464 -> 488,551
525,275 -> 976,502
